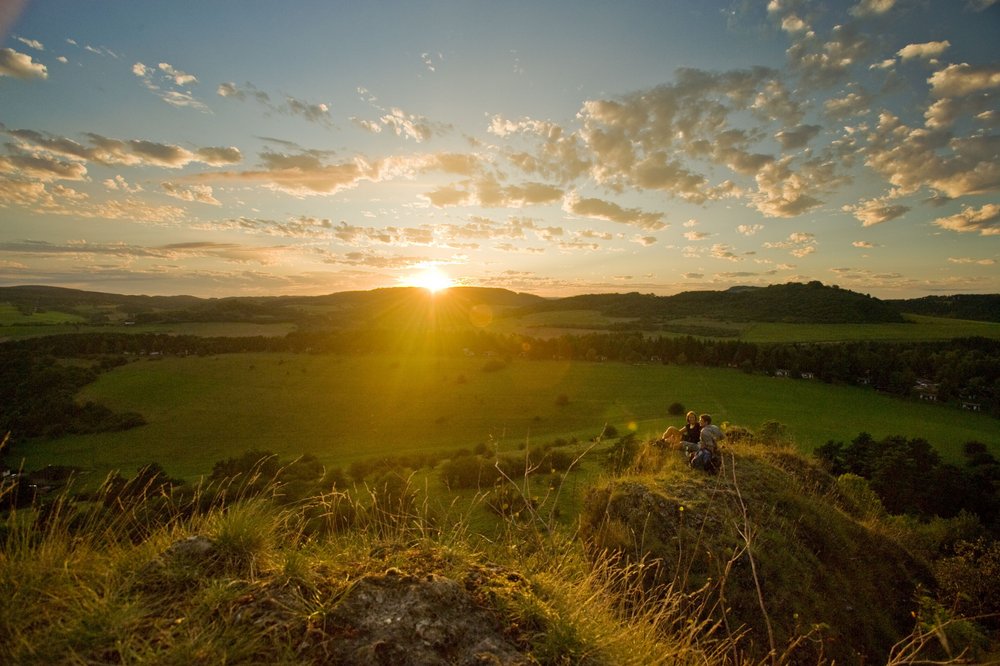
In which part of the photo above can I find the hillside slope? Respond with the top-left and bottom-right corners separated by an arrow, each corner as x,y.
580,445 -> 933,663
2,436 -> 972,664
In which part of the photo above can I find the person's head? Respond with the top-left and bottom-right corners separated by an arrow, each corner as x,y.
686,411 -> 697,424
699,413 -> 712,426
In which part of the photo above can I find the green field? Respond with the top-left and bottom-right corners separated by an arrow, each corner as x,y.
495,312 -> 1000,342
0,321 -> 296,340
739,314 -> 1000,343
0,303 -> 87,326
14,352 -> 998,481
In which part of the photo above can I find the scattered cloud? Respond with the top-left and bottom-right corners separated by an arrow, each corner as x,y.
0,47 -> 47,79
764,231 -> 817,258
843,196 -> 910,226
161,182 -> 221,206
216,81 -> 332,125
133,61 -> 208,111
948,256 -> 995,265
562,193 -> 667,231
897,41 -> 949,62
932,204 -> 1000,235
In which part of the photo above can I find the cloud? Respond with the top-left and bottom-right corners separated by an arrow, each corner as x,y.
948,256 -> 995,265
929,63 -> 1000,98
852,240 -> 875,248
562,193 -> 666,231
897,41 -> 950,61
750,157 -> 824,217
864,113 -> 1000,198
161,182 -> 221,205
842,196 -> 911,226
103,175 -> 142,193
491,115 -> 590,182
0,130 -> 242,174
684,230 -> 710,241
775,124 -> 821,149
133,61 -> 208,111
737,224 -> 764,236
785,22 -> 871,87
217,81 -> 271,105
932,204 -> 1000,235
850,0 -> 896,17
158,62 -> 197,85
710,243 -> 741,261
15,37 -> 44,51
0,47 -> 47,79
422,175 -> 563,209
763,231 -> 817,257
823,90 -> 872,119
0,152 -> 88,182
379,107 -> 435,142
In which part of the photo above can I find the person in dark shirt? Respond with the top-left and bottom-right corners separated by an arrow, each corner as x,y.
680,410 -> 701,457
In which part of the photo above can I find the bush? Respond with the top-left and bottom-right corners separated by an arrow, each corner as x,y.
667,402 -> 685,416
440,455 -> 501,489
602,433 -> 639,475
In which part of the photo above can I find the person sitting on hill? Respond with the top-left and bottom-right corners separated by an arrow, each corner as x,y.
658,425 -> 681,450
691,413 -> 723,472
680,411 -> 701,456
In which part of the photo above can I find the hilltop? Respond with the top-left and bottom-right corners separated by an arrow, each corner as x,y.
3,281 -> 997,331
4,429 -> 995,665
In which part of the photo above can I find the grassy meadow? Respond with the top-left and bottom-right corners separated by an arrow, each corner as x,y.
14,352 -> 999,481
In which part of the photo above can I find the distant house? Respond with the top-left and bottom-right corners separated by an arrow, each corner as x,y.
962,401 -> 982,412
775,369 -> 790,377
913,379 -> 939,402
800,372 -> 815,380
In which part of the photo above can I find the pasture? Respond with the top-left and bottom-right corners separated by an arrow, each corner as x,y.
15,352 -> 999,481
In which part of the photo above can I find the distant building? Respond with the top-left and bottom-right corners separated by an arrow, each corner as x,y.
913,379 -> 939,402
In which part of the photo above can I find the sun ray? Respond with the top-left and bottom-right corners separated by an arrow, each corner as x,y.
405,266 -> 454,294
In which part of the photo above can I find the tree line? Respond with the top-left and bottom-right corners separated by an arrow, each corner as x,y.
0,329 -> 997,452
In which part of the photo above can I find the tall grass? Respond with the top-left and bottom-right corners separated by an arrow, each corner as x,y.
2,435 -> 986,665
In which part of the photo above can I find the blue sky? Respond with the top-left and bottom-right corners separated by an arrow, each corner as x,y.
0,0 -> 998,298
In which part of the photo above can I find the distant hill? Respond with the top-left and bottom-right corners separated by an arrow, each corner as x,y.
6,282 -> 1000,329
517,281 -> 907,324
0,285 -> 546,328
890,294 -> 1000,323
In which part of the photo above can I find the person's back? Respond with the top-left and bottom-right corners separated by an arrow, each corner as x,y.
693,414 -> 722,472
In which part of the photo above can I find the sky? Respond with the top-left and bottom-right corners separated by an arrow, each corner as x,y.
0,0 -> 998,299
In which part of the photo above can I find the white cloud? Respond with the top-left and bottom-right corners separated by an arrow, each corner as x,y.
929,63 -> 1000,98
0,47 -> 47,79
933,204 -> 1000,235
562,192 -> 667,231
897,41 -> 950,61
843,196 -> 910,226
161,182 -> 221,206
158,62 -> 197,86
15,37 -> 44,51
948,257 -> 995,265
850,0 -> 896,17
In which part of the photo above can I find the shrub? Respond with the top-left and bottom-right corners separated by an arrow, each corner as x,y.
667,402 -> 685,416
602,433 -> 639,475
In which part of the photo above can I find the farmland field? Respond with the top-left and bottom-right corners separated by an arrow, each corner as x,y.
14,352 -> 999,481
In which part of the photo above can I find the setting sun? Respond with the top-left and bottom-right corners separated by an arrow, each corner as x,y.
407,267 -> 454,294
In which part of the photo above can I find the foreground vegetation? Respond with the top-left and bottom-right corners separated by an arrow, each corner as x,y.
2,426 -> 996,664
